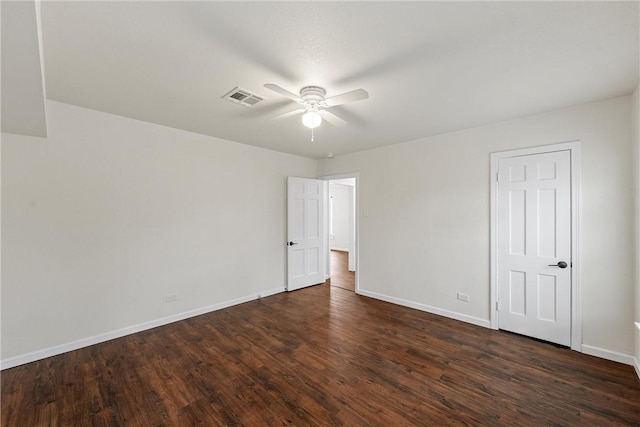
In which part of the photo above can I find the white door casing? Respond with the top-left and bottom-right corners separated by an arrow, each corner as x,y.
348,184 -> 356,272
287,177 -> 327,291
496,149 -> 572,346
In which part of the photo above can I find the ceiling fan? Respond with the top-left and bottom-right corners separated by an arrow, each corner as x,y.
263,84 -> 369,129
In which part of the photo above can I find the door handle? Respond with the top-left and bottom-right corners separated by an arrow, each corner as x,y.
288,241 -> 298,246
548,261 -> 568,269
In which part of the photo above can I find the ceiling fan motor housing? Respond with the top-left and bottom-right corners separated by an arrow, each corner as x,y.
300,86 -> 327,105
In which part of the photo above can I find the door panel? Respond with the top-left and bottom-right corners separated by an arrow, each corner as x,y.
498,150 -> 571,346
509,190 -> 526,255
509,271 -> 526,315
287,177 -> 326,291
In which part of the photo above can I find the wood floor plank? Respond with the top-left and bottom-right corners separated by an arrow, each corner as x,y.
2,284 -> 639,426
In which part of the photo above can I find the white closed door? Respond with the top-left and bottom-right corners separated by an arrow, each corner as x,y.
287,177 -> 326,291
497,150 -> 571,346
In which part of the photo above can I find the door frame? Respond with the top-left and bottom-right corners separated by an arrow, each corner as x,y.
490,141 -> 582,351
319,172 -> 360,294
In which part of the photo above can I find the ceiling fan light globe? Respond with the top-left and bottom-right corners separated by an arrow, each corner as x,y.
302,111 -> 322,129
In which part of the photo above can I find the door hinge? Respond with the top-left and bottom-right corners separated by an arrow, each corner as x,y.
496,301 -> 500,311
496,172 -> 500,182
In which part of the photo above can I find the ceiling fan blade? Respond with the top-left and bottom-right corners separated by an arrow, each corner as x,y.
264,84 -> 303,103
319,109 -> 347,127
272,107 -> 306,120
324,89 -> 369,107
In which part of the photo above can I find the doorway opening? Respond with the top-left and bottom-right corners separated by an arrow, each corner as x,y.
321,173 -> 359,293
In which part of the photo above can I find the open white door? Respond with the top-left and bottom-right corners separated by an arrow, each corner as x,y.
497,150 -> 572,346
287,177 -> 327,291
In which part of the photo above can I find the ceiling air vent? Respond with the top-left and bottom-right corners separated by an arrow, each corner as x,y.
222,87 -> 265,107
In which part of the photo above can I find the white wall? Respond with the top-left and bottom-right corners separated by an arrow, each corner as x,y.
318,95 -> 635,356
632,84 -> 640,371
330,183 -> 351,251
1,101 -> 316,363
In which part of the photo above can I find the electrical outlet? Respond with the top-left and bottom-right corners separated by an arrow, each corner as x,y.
165,294 -> 177,303
457,292 -> 470,302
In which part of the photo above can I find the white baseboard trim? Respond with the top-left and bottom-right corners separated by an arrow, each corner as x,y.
257,286 -> 284,299
0,286 -> 285,371
357,289 -> 491,329
581,344 -> 636,366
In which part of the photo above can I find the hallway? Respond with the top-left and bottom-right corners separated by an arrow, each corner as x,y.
329,250 -> 355,292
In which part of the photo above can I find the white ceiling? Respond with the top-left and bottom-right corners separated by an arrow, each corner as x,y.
4,1 -> 639,159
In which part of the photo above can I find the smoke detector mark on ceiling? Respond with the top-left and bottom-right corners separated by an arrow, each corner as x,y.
222,87 -> 265,107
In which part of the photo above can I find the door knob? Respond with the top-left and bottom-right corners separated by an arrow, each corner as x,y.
548,261 -> 568,269
288,241 -> 298,246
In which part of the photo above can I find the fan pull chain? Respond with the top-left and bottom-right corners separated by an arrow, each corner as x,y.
311,127 -> 314,142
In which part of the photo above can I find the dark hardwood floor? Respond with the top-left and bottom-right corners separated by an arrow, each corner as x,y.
328,250 -> 355,292
2,284 -> 639,426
